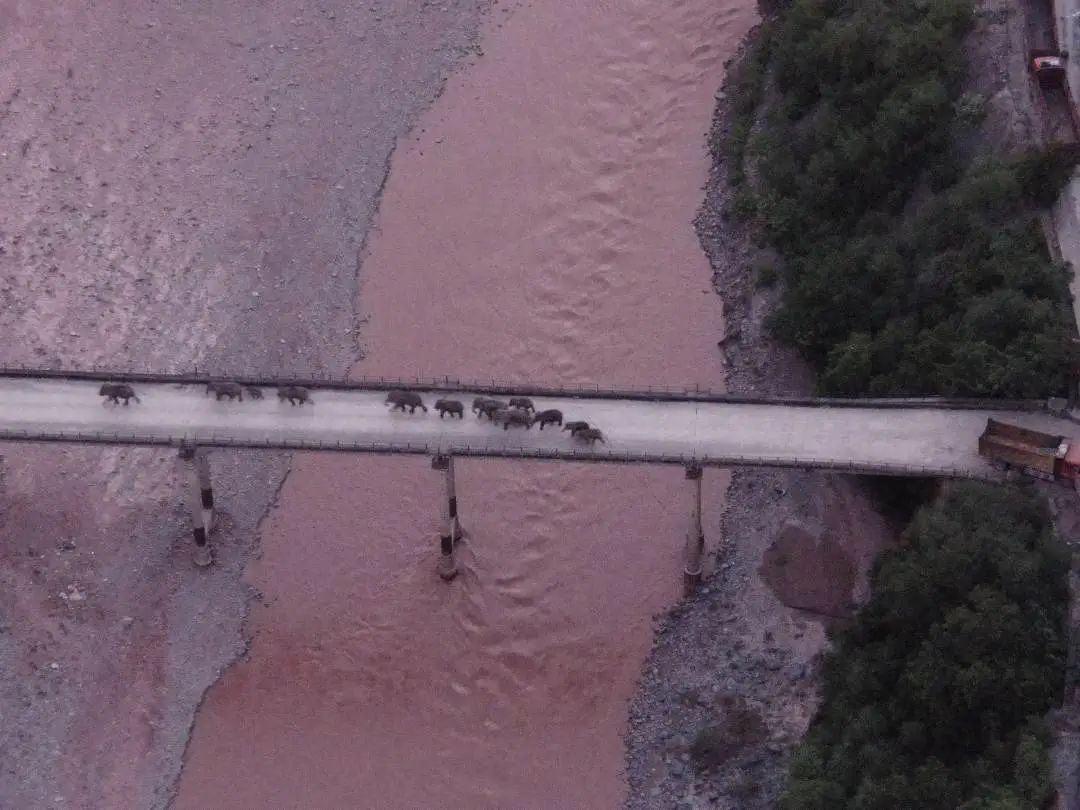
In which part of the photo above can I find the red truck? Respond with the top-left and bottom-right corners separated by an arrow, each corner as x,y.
1029,48 -> 1080,144
978,418 -> 1080,485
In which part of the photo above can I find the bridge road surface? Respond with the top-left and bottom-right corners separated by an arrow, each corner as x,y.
0,377 -> 1078,478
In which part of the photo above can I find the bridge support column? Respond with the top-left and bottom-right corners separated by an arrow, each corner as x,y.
179,445 -> 214,567
683,462 -> 705,595
432,454 -> 460,581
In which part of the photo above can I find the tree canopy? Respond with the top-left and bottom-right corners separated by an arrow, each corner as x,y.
731,0 -> 1077,397
782,483 -> 1069,808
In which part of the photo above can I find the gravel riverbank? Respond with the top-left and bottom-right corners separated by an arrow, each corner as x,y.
0,3 -> 488,806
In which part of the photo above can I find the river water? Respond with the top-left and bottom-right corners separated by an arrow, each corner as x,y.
174,0 -> 756,806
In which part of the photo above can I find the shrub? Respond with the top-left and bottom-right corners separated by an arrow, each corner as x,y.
954,91 -> 988,127
755,261 -> 779,288
719,22 -> 775,182
730,770 -> 762,800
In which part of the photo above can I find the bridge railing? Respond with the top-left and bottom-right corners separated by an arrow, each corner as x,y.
0,426 -> 1001,480
0,364 -> 1052,411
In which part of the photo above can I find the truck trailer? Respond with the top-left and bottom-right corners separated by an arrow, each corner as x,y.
978,418 -> 1080,485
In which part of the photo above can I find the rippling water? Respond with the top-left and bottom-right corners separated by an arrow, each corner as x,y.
174,0 -> 757,806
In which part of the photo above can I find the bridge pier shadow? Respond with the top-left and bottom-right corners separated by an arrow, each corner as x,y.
683,462 -> 705,594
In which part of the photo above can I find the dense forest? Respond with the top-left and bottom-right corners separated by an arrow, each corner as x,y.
726,0 -> 1077,397
719,0 -> 1078,805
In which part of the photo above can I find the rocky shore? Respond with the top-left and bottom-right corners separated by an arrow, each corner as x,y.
623,31 -> 896,809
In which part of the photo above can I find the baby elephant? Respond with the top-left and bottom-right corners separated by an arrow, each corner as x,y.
245,386 -> 265,400
385,390 -> 428,413
434,399 -> 464,419
475,399 -> 507,419
277,386 -> 311,406
99,382 -> 140,405
206,381 -> 243,401
494,408 -> 534,430
534,409 -> 563,429
508,397 -> 534,412
563,420 -> 590,436
574,427 -> 605,446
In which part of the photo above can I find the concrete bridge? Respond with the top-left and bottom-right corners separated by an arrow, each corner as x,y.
0,369 -> 1076,589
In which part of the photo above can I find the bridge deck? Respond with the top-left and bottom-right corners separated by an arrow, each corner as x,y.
0,377 -> 1076,478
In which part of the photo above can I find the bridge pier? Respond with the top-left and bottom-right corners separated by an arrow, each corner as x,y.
432,454 -> 461,581
683,462 -> 705,594
179,445 -> 214,567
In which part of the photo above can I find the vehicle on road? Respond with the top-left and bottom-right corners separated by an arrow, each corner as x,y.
1029,48 -> 1080,144
978,418 -> 1080,486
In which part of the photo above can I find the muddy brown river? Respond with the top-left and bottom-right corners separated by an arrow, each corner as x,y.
174,0 -> 757,806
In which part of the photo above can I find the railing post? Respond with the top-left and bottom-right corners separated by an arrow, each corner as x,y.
683,462 -> 704,594
432,453 -> 460,581
178,445 -> 213,567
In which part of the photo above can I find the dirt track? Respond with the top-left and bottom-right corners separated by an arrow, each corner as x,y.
0,2 -> 488,806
